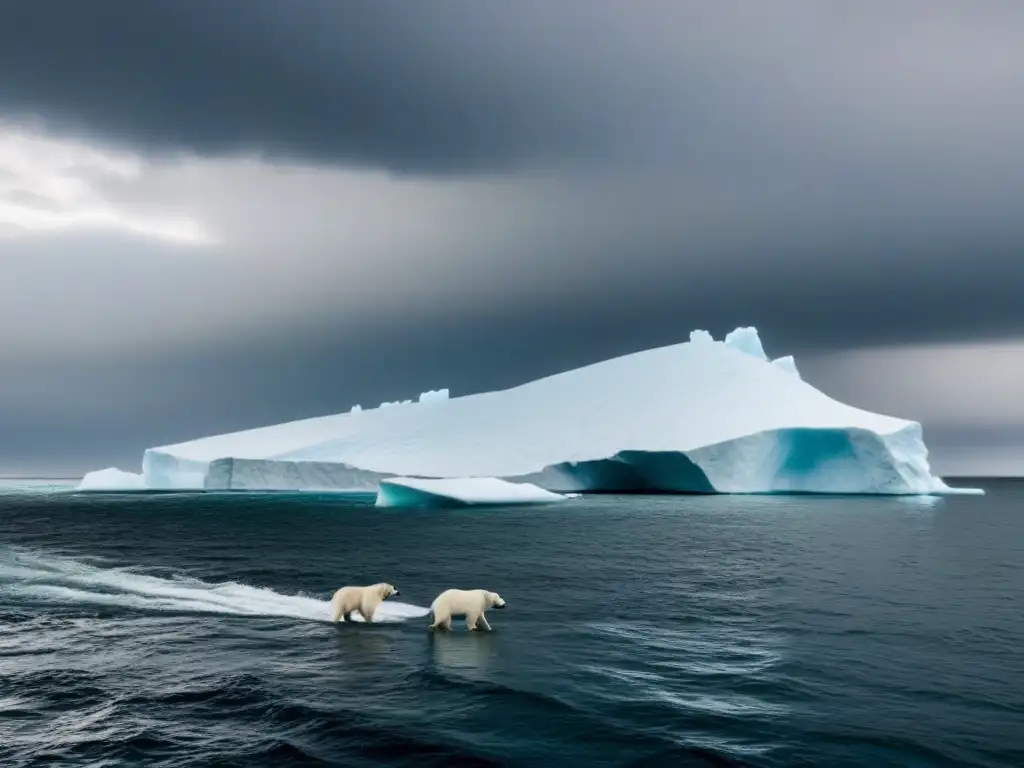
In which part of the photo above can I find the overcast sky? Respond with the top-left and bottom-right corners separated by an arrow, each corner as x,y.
2,1 -> 1023,476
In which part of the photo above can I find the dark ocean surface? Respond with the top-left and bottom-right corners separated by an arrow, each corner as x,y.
1,479 -> 1021,767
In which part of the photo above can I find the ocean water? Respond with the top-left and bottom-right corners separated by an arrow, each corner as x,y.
1,480 -> 1021,767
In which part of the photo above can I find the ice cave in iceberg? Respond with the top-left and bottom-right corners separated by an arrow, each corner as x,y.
77,326 -> 981,497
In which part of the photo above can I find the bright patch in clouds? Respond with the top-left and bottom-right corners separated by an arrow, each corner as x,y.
802,339 -> 1024,428
0,122 -> 214,246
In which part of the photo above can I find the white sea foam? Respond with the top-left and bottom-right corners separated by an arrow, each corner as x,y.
0,547 -> 429,623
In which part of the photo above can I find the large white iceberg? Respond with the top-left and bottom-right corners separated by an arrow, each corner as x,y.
86,326 -> 980,496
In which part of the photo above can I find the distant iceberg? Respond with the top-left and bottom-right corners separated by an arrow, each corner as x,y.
77,467 -> 146,491
80,326 -> 981,496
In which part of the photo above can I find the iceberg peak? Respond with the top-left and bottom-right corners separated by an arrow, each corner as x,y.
723,326 -> 768,361
770,355 -> 801,378
418,388 -> 450,403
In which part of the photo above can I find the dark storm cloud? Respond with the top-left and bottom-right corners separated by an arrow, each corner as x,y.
0,0 -> 701,174
4,1 -> 1021,177
4,0 -> 1024,353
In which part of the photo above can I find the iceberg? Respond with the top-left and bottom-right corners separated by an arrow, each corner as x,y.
85,326 -> 981,496
77,467 -> 147,491
375,477 -> 574,507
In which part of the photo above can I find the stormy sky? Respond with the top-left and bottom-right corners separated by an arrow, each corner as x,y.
2,1 -> 1024,476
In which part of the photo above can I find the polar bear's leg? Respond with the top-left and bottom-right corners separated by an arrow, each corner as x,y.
360,599 -> 378,623
342,610 -> 354,622
429,608 -> 451,631
331,599 -> 344,623
475,613 -> 491,631
465,611 -> 482,631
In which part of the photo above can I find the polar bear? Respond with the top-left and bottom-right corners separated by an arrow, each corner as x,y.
428,588 -> 506,632
330,582 -> 399,623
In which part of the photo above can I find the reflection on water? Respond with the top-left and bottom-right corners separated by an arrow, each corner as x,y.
897,494 -> 942,509
430,631 -> 498,681
330,624 -> 397,658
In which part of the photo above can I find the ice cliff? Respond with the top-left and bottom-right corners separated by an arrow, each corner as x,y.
79,326 -> 979,496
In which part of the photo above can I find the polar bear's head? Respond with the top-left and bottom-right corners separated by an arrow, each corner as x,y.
486,591 -> 506,609
379,583 -> 400,598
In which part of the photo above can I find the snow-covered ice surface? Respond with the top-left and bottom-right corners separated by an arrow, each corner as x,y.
85,326 -> 980,496
375,477 -> 574,508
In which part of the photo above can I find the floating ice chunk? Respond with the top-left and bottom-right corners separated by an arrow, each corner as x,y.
770,355 -> 801,378
379,399 -> 412,409
723,326 -> 768,361
689,329 -> 715,344
375,476 -> 573,508
77,467 -> 146,491
350,404 -> 362,413
419,388 -> 450,403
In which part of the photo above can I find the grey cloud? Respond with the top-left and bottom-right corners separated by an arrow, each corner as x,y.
5,147 -> 1024,363
0,0 -> 690,174
4,0 -> 1024,358
2,1 -> 1023,178
797,342 -> 1024,429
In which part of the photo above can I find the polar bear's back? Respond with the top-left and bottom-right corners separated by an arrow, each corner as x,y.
332,585 -> 368,603
431,588 -> 487,614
